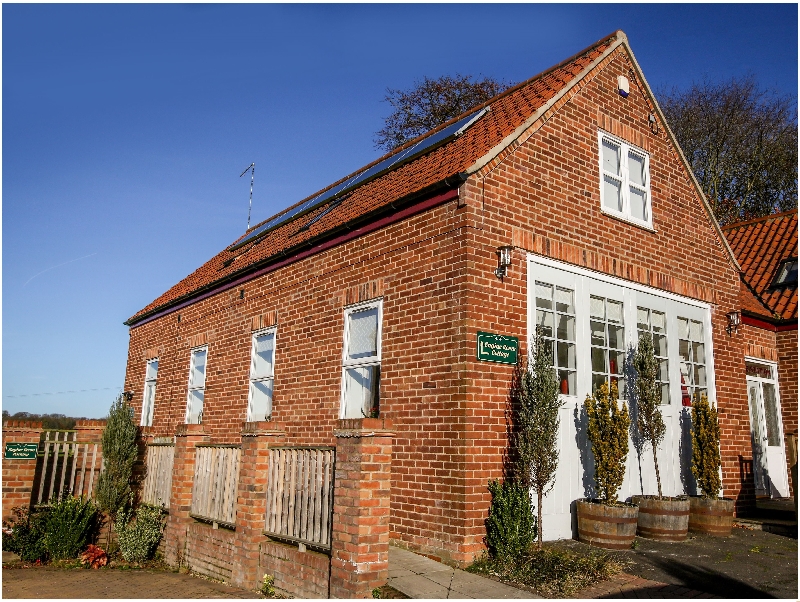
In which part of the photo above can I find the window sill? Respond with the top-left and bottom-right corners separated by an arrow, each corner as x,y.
600,207 -> 657,233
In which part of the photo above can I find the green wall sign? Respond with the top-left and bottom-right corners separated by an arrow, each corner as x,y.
477,331 -> 518,365
4,442 -> 39,459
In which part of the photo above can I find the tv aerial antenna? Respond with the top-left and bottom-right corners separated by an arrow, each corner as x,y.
240,162 -> 255,230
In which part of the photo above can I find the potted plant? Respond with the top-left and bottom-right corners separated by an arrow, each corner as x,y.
631,332 -> 690,541
689,394 -> 734,535
577,381 -> 638,550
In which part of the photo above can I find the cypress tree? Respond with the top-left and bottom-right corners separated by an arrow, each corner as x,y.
633,332 -> 667,498
584,381 -> 630,504
691,394 -> 722,498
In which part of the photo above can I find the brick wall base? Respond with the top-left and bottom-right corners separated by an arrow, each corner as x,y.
184,521 -> 236,582
259,540 -> 330,598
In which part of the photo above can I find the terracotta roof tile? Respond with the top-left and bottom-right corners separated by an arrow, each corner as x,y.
127,32 -> 619,325
722,210 -> 798,321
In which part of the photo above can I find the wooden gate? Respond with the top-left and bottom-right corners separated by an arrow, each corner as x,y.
34,431 -> 102,506
264,447 -> 335,551
141,443 -> 175,509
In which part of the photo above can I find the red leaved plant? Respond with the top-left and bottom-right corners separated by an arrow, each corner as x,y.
80,544 -> 108,569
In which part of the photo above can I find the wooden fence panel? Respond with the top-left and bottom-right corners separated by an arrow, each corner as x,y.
141,444 -> 174,509
190,445 -> 240,526
264,447 -> 334,551
34,431 -> 103,506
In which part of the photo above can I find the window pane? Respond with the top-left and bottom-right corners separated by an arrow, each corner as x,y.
660,383 -> 671,405
347,307 -> 379,360
186,389 -> 204,424
602,138 -> 620,175
249,380 -> 273,422
142,382 -> 156,427
677,317 -> 689,339
146,360 -> 159,381
637,307 -> 649,331
630,187 -> 647,221
558,370 -> 576,396
629,152 -> 646,185
343,366 -> 379,419
694,365 -> 706,387
555,287 -> 574,313
592,373 -> 607,393
678,339 -> 690,362
607,300 -> 623,324
556,314 -> 575,341
693,341 -> 705,365
536,310 -> 554,338
190,349 -> 207,388
557,342 -> 575,369
651,311 -> 666,333
653,334 -> 668,356
535,282 -> 553,309
609,324 -> 625,350
590,296 -> 605,319
690,320 -> 703,341
603,176 -> 622,211
762,383 -> 780,447
590,320 -> 606,346
591,347 -> 607,372
611,350 -> 625,375
252,332 -> 275,378
658,359 -> 670,382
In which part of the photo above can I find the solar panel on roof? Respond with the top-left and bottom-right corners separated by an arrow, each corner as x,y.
228,106 -> 489,251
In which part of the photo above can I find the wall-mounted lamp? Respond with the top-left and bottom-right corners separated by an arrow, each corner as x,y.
495,246 -> 514,279
726,310 -> 741,336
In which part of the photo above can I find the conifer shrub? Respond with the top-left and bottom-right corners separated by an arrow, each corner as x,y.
485,479 -> 536,561
43,495 -> 99,560
691,394 -> 722,498
116,502 -> 166,563
633,332 -> 667,498
583,381 -> 630,504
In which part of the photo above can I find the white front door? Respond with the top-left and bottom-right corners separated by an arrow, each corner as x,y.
746,360 -> 789,498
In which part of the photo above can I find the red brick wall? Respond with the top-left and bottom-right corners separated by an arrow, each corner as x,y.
124,43 -> 746,565
777,328 -> 798,497
184,521 -> 236,582
259,541 -> 330,598
2,421 -> 43,520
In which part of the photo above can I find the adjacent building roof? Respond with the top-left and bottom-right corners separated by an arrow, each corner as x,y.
722,210 -> 798,322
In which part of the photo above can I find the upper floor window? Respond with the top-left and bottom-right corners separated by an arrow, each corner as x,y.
341,300 -> 382,419
248,328 -> 276,422
598,131 -> 652,228
141,359 -> 158,427
771,258 -> 797,288
186,346 -> 207,424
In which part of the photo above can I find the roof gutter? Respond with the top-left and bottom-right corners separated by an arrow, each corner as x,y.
741,311 -> 798,332
125,173 -> 467,327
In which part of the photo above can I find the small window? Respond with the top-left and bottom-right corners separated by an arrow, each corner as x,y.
341,301 -> 382,419
771,258 -> 797,288
248,329 -> 276,422
598,131 -> 652,227
678,318 -> 706,405
637,308 -> 670,404
186,346 -> 208,424
141,359 -> 158,427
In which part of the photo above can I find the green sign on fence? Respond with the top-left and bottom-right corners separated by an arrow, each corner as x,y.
4,442 -> 39,459
477,331 -> 518,365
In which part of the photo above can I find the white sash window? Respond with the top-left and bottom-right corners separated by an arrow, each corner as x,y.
340,300 -> 382,419
185,346 -> 208,424
141,359 -> 158,427
248,328 -> 276,422
598,131 -> 652,228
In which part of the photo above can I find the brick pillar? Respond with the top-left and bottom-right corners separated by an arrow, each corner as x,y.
231,421 -> 286,590
330,418 -> 394,599
74,419 -> 106,443
2,420 -> 44,521
164,423 -> 209,567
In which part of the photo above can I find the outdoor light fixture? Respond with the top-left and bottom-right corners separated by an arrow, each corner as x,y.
495,246 -> 514,279
726,310 -> 741,336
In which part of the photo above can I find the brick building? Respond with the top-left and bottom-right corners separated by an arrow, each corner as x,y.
122,30 -> 754,591
722,210 -> 797,499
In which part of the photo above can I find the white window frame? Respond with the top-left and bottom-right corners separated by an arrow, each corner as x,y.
340,299 -> 383,419
185,345 -> 208,424
247,327 -> 277,422
141,358 -> 158,427
598,130 -> 653,229
528,254 -> 716,416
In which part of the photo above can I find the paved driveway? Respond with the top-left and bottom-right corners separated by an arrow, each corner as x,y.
2,566 -> 260,599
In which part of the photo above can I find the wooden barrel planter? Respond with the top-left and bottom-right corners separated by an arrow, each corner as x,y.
688,496 -> 734,536
576,499 -> 638,550
631,495 -> 690,541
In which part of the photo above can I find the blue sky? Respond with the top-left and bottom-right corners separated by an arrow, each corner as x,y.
3,4 -> 797,419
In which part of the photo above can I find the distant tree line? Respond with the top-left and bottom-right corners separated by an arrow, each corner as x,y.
2,410 -> 87,430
